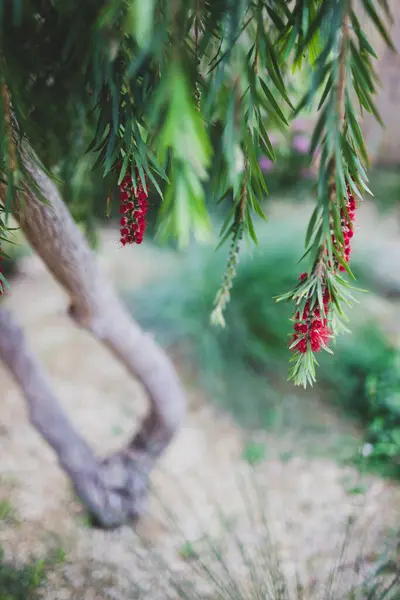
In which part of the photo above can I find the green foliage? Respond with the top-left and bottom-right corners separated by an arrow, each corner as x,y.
0,0 -> 395,386
242,441 -> 268,465
362,355 -> 400,478
0,229 -> 27,285
125,223 -> 302,427
126,222 -> 399,476
0,499 -> 17,524
0,546 -> 46,600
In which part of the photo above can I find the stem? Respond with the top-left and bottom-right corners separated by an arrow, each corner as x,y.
240,153 -> 249,220
336,11 -> 349,127
315,9 -> 349,277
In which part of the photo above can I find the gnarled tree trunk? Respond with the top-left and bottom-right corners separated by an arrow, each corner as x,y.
0,144 -> 186,528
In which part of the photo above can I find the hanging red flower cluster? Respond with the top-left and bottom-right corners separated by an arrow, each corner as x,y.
119,170 -> 149,246
291,276 -> 332,354
333,189 -> 357,272
290,188 -> 358,355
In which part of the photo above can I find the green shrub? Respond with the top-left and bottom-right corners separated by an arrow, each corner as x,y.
125,221 -> 399,476
125,224 -> 303,427
361,355 -> 400,479
0,546 -> 46,600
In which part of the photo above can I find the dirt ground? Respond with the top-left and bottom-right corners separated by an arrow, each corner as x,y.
0,203 -> 399,599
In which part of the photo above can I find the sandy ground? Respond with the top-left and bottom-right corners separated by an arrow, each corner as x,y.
0,205 -> 399,599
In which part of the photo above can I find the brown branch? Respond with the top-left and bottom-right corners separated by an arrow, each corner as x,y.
0,140 -> 186,527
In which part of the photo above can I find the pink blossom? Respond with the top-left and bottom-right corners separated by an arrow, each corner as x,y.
259,156 -> 274,172
292,135 -> 310,154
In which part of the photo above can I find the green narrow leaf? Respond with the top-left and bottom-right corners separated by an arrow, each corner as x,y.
360,0 -> 395,50
346,98 -> 370,167
305,206 -> 321,248
117,153 -> 130,185
317,73 -> 334,110
259,78 -> 288,126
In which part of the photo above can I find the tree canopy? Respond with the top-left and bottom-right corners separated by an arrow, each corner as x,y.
0,0 -> 394,387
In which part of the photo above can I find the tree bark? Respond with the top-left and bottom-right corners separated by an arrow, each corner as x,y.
0,145 -> 186,528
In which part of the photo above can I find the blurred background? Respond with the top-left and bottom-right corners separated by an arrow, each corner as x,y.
1,7 -> 400,600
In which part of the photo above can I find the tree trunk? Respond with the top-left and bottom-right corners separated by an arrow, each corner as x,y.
0,144 -> 186,528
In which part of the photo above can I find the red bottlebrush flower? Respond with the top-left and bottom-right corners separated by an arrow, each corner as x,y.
310,324 -> 331,351
118,164 -> 149,246
121,175 -> 132,189
290,289 -> 332,355
289,185 -> 358,362
293,337 -> 307,354
302,302 -> 309,319
310,336 -> 321,352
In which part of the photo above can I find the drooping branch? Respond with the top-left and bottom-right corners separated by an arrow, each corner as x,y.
0,142 -> 186,527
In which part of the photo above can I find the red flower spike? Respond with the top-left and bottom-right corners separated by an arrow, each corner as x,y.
302,303 -> 309,319
121,175 -> 132,187
290,287 -> 332,355
118,164 -> 149,246
295,338 -> 308,354
310,337 -> 321,352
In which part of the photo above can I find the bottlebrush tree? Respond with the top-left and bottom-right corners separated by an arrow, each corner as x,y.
0,1 -> 394,386
0,0 -> 395,525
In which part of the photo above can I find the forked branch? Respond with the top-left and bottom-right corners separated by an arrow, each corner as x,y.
0,143 -> 186,527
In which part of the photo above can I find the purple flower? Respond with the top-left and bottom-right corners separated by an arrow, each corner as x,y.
259,156 -> 274,172
292,135 -> 310,154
